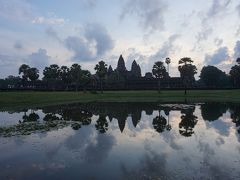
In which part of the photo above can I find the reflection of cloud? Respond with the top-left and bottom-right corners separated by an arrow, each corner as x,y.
162,132 -> 182,150
84,134 -> 116,163
64,128 -> 94,151
215,136 -> 225,146
206,119 -> 231,137
120,150 -> 168,179
64,127 -> 116,164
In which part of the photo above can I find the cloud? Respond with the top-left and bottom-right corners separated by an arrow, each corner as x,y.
32,16 -> 65,25
0,54 -> 23,77
28,48 -> 50,70
64,23 -> 114,61
233,40 -> 240,60
204,47 -> 230,65
64,36 -> 93,61
236,4 -> 240,17
150,34 -> 180,61
196,27 -> 213,43
196,0 -> 231,44
14,41 -> 23,50
121,0 -> 168,33
0,0 -> 34,21
214,38 -> 223,47
207,0 -> 231,18
83,0 -> 97,8
45,27 -> 61,42
123,34 -> 180,74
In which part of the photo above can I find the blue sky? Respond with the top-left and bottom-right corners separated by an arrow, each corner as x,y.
0,0 -> 240,78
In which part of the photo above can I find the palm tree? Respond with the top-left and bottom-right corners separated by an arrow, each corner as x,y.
178,57 -> 197,95
230,58 -> 240,87
19,64 -> 30,87
69,64 -> 82,91
94,61 -> 108,93
27,67 -> 39,88
165,57 -> 171,87
152,61 -> 167,93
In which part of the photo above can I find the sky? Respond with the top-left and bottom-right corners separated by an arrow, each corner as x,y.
0,0 -> 240,78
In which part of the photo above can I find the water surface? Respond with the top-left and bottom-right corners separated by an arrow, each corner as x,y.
0,102 -> 240,179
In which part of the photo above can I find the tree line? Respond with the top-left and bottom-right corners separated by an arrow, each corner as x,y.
0,56 -> 240,92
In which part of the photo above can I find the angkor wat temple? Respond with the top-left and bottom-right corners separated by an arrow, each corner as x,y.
102,55 -> 183,90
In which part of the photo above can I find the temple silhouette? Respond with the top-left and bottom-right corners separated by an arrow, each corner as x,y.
102,55 -> 183,90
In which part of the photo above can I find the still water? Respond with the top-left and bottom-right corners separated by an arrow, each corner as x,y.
0,102 -> 240,180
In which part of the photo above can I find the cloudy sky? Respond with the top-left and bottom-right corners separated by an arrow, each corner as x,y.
1,0 -> 240,78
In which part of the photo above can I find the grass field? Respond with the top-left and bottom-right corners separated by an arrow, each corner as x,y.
0,90 -> 240,110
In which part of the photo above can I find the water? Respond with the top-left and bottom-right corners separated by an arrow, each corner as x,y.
0,102 -> 240,180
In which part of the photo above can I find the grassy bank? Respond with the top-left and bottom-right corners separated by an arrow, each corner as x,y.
0,90 -> 240,110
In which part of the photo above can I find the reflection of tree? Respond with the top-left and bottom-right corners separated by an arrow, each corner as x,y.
152,111 -> 167,133
43,113 -> 60,121
179,108 -> 198,137
229,104 -> 240,134
21,112 -> 39,123
95,115 -> 108,133
201,103 -> 227,121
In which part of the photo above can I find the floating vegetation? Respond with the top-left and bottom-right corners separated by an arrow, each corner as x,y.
0,120 -> 71,137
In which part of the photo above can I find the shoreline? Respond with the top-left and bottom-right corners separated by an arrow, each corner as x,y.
0,90 -> 240,110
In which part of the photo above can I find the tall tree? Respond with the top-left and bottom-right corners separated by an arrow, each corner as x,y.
178,57 -> 197,95
59,66 -> 70,89
200,66 -> 229,87
27,67 -> 39,87
19,64 -> 30,86
69,64 -> 82,91
95,61 -> 108,93
80,70 -> 91,92
152,61 -> 167,92
230,58 -> 240,87
43,64 -> 60,90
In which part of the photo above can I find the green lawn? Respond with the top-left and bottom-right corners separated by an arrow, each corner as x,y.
0,90 -> 240,110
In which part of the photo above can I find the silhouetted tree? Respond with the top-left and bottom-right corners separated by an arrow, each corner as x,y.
59,66 -> 70,89
95,60 -> 108,93
178,57 -> 197,95
152,61 -> 167,92
4,75 -> 21,88
230,58 -> 240,87
43,64 -> 60,90
27,67 -> 39,87
19,64 -> 30,86
69,64 -> 82,91
200,66 -> 230,87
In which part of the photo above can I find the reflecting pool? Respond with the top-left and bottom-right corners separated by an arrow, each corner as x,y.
0,102 -> 240,179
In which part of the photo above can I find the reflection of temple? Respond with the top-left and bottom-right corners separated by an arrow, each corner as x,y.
6,102 -> 240,137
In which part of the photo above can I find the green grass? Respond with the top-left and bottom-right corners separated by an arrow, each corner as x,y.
0,90 -> 240,110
